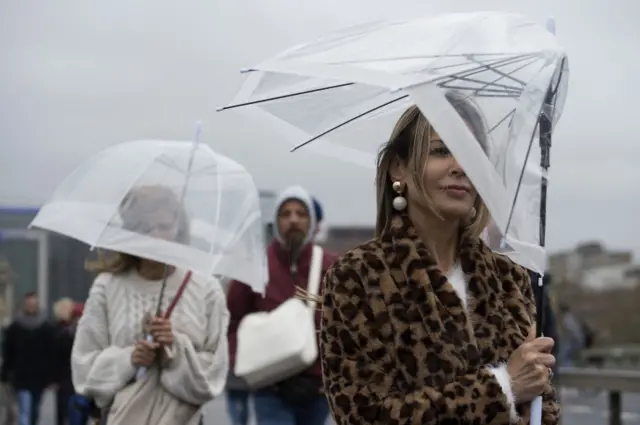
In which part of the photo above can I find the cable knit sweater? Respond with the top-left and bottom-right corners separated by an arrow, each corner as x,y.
71,269 -> 229,417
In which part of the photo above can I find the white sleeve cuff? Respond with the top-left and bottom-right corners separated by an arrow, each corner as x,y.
488,363 -> 520,424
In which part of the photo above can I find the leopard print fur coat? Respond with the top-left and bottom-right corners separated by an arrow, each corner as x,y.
319,213 -> 558,425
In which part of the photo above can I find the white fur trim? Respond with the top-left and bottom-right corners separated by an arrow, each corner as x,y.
445,263 -> 468,310
488,364 -> 520,424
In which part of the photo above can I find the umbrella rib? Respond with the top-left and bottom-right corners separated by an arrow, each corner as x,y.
221,54 -> 542,112
477,93 -> 522,98
217,82 -> 353,111
419,54 -> 537,102
156,157 -> 251,177
408,53 -> 534,89
156,156 -> 188,175
439,84 -> 521,95
501,121 -> 539,241
472,55 -> 541,93
445,91 -> 519,99
291,52 -> 538,152
488,108 -> 516,133
427,52 -> 537,73
439,57 -> 533,88
290,94 -> 409,152
465,54 -> 527,86
327,52 -> 538,66
438,55 -> 540,101
440,77 -> 521,92
437,54 -> 539,93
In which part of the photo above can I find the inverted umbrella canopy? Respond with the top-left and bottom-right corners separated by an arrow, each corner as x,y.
220,11 -> 569,274
29,139 -> 268,293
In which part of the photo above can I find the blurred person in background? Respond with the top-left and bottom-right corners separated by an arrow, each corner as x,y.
67,303 -> 104,425
558,303 -> 586,367
0,292 -> 55,425
226,185 -> 337,425
52,297 -> 76,425
223,369 -> 250,425
53,299 -> 86,425
311,197 -> 324,241
221,194 -> 328,425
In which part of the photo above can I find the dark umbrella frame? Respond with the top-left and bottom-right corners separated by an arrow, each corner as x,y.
534,56 -> 567,338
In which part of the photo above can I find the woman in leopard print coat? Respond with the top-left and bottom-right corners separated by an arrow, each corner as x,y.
318,94 -> 559,425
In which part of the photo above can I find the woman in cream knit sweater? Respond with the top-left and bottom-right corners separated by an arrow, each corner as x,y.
71,185 -> 230,425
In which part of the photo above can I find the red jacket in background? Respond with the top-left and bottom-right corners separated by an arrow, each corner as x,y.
227,240 -> 338,380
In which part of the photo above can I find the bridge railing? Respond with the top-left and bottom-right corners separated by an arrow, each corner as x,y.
559,367 -> 640,425
580,345 -> 640,370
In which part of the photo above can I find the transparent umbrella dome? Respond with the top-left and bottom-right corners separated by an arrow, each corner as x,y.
30,139 -> 268,292
221,11 -> 569,274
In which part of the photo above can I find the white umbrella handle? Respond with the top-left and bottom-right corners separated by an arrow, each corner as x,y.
530,395 -> 543,425
529,17 -> 556,425
135,334 -> 155,380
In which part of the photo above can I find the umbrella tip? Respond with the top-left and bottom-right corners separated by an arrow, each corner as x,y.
545,17 -> 556,35
240,68 -> 256,74
194,121 -> 202,143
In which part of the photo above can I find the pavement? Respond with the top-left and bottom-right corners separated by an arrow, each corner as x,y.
33,387 -> 640,425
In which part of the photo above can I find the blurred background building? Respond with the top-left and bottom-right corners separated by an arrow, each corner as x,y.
548,242 -> 640,346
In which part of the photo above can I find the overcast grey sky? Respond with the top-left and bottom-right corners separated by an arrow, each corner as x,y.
1,0 -> 638,257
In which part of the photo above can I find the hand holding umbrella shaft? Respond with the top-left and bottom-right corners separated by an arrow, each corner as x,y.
135,316 -> 174,379
133,337 -> 159,379
149,316 -> 174,346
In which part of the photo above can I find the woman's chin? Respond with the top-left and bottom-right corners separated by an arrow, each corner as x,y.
437,205 -> 474,221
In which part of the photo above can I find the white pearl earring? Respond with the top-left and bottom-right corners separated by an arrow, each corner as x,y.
392,181 -> 407,211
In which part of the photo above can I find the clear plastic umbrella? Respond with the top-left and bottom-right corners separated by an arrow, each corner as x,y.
29,139 -> 268,294
218,11 -> 569,277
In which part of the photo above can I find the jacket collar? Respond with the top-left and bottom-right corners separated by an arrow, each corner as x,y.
381,212 -> 511,367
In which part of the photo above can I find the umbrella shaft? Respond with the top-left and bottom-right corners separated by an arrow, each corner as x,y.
155,266 -> 171,316
535,77 -> 556,338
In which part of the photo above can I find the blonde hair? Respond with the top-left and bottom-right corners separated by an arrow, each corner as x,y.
85,250 -> 141,275
85,184 -> 189,275
375,91 -> 491,239
53,297 -> 74,322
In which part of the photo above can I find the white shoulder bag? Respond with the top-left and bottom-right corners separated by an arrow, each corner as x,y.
234,245 -> 324,390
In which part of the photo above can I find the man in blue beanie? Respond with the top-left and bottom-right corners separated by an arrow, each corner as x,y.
312,197 -> 323,240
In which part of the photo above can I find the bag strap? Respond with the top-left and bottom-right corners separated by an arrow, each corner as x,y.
164,270 -> 192,319
305,245 -> 324,311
